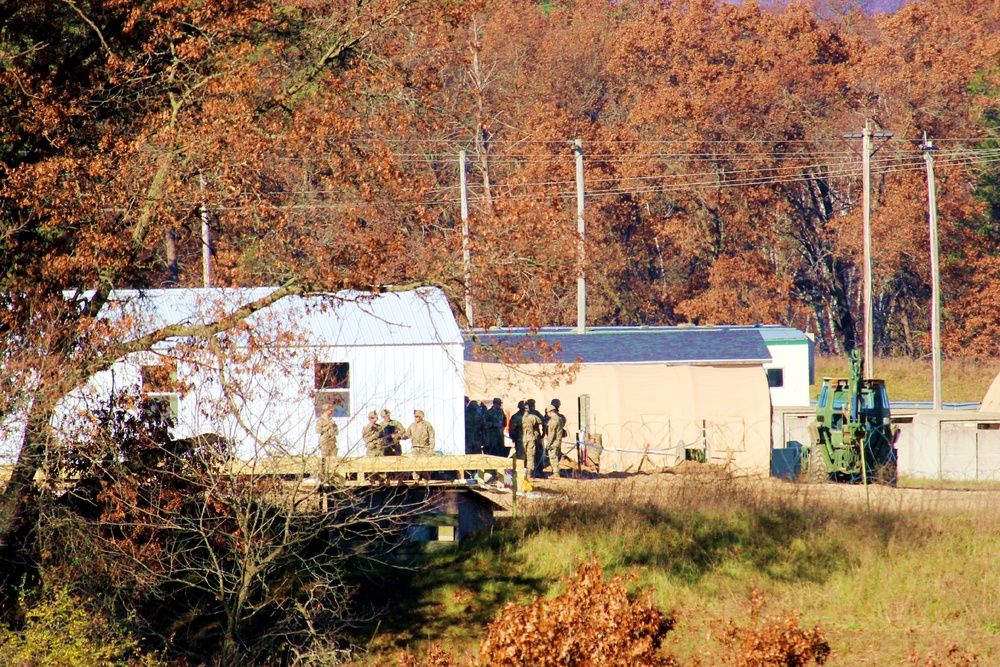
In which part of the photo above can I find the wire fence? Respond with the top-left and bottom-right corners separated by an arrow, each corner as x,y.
529,417 -> 776,475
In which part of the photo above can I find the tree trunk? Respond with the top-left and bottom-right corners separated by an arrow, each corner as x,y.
0,392 -> 59,550
468,19 -> 493,214
166,227 -> 179,285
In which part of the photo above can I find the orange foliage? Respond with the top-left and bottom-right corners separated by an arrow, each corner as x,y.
8,0 -> 1000,350
10,0 -> 1000,659
478,562 -> 677,667
716,587 -> 830,667
908,644 -> 980,667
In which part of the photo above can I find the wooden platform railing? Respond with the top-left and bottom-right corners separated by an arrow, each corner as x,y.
0,454 -> 521,490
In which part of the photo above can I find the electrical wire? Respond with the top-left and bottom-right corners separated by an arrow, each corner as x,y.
49,142 -> 1000,212
174,146 -> 1000,199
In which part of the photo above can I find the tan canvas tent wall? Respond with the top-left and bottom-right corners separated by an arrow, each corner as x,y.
465,361 -> 772,476
981,373 -> 1000,412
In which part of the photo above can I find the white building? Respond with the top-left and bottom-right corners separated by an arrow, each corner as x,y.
752,325 -> 814,407
52,287 -> 465,459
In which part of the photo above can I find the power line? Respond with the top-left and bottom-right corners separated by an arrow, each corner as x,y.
188,146 -> 1000,198
48,145 -> 1000,212
376,136 -> 1000,146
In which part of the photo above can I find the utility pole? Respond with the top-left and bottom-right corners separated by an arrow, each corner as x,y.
861,121 -> 872,377
922,133 -> 943,410
574,139 -> 586,334
199,171 -> 211,288
460,151 -> 474,327
844,121 -> 892,377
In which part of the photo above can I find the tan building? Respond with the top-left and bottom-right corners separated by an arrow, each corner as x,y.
464,327 -> 776,476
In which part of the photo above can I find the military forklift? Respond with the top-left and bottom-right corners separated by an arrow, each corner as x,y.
805,349 -> 899,484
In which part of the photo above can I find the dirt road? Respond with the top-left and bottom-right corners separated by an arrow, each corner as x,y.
503,466 -> 1000,516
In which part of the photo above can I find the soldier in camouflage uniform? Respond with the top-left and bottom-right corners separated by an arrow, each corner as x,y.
508,400 -> 525,459
544,399 -> 567,473
525,399 -> 544,472
549,398 -> 566,433
379,408 -> 405,456
404,409 -> 436,456
483,398 -> 507,456
316,408 -> 339,477
519,400 -> 543,478
362,410 -> 382,456
543,404 -> 564,477
316,408 -> 339,458
465,400 -> 485,454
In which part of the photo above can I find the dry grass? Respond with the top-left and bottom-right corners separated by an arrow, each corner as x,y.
811,355 -> 1000,403
350,473 -> 1000,666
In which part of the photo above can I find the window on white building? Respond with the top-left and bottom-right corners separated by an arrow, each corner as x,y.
315,362 -> 350,418
766,368 -> 784,388
141,361 -> 179,423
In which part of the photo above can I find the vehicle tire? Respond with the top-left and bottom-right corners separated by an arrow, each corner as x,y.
807,445 -> 830,484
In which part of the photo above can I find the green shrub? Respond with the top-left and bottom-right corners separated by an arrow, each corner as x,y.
0,587 -> 162,667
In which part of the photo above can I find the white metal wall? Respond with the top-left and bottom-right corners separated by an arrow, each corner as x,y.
53,341 -> 466,460
892,412 -> 1000,481
313,343 -> 465,457
763,342 -> 811,407
766,408 -> 1000,482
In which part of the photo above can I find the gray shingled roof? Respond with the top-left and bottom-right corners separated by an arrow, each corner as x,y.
464,326 -> 773,365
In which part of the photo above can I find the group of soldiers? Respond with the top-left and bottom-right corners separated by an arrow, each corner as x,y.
465,397 -> 567,478
317,397 -> 567,478
315,407 -> 436,459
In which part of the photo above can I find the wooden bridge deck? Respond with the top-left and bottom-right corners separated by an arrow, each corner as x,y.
2,454 -> 516,485
224,453 -> 517,485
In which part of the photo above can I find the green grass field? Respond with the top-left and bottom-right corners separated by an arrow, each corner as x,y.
351,478 -> 1000,666
811,355 -> 1000,403
349,356 -> 1000,666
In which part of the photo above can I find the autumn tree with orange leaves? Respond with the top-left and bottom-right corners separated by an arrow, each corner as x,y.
5,0 -> 1000,662
0,0 -> 453,661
